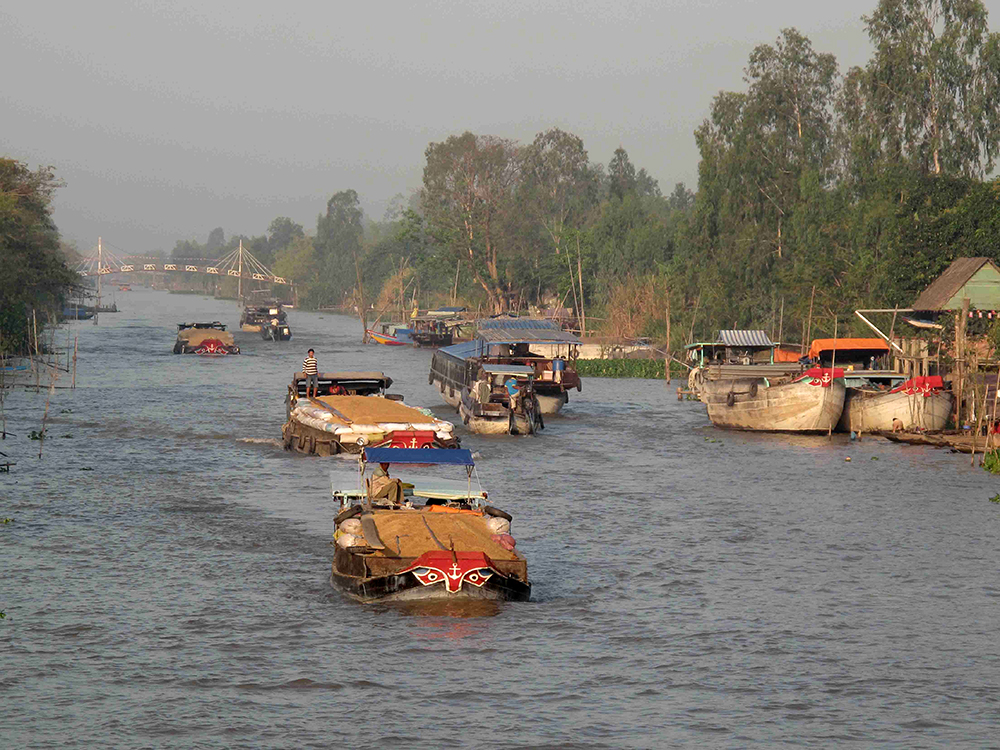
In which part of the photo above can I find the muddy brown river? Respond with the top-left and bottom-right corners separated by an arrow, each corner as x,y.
3,288 -> 999,748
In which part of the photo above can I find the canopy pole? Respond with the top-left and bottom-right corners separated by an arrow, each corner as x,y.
853,311 -> 906,354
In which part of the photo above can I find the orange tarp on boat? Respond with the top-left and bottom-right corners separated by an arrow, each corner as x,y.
774,347 -> 803,362
808,338 -> 888,359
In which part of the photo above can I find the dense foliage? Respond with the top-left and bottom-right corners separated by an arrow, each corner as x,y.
0,159 -> 78,354
175,0 -> 1000,349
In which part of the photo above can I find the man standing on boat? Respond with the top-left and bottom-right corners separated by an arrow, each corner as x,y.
303,349 -> 319,399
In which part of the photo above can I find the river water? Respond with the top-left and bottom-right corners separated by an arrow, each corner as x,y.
3,287 -> 999,748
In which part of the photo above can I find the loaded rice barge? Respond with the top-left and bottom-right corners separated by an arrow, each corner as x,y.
282,371 -> 459,455
330,447 -> 530,603
173,322 -> 240,355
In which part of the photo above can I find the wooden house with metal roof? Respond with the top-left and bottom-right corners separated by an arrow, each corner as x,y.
911,257 -> 1000,312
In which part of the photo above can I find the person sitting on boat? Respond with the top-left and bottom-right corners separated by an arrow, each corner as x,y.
892,417 -> 904,433
370,463 -> 404,506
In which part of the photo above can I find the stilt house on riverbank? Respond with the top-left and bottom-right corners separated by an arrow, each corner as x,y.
893,257 -> 1000,425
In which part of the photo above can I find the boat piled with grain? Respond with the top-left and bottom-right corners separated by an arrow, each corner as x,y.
282,372 -> 459,455
700,367 -> 845,432
172,322 -> 240,355
329,447 -> 530,603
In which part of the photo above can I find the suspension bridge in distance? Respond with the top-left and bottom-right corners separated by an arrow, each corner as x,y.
75,239 -> 294,289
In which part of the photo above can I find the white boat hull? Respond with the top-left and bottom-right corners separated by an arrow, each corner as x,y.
703,377 -> 845,432
535,391 -> 567,414
838,389 -> 953,432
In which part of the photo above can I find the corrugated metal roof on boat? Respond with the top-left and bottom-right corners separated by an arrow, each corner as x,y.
475,318 -> 581,344
717,330 -> 774,348
438,341 -> 480,361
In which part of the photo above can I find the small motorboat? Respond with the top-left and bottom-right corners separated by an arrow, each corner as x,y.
366,323 -> 411,346
329,447 -> 530,603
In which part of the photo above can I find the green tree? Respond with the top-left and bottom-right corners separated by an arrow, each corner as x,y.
316,190 -> 364,304
853,0 -> 1000,177
205,227 -> 225,255
608,147 -> 637,201
422,132 -> 522,312
0,159 -> 77,353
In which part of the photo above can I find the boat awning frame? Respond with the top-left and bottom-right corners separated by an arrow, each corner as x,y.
481,364 -> 535,376
362,447 -> 475,466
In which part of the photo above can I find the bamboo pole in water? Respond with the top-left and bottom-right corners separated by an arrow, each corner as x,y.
576,235 -> 586,337
777,298 -> 784,347
805,286 -> 815,353
829,316 -> 837,439
72,335 -> 78,389
986,363 -> 1000,456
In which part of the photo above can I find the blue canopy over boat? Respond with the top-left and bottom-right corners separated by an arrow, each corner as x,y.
362,447 -> 475,466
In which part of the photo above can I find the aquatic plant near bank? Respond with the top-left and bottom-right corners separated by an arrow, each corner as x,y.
574,358 -> 667,379
981,450 -> 1000,475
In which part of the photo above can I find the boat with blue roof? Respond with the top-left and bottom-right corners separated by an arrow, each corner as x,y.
329,447 -> 530,603
430,318 -> 582,419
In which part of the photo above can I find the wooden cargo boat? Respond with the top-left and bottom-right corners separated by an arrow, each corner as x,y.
329,447 -> 530,603
261,314 -> 292,341
173,322 -> 240,355
282,372 -> 459,455
241,299 -> 287,333
838,375 -> 953,433
458,364 -> 544,435
701,367 -> 845,432
409,316 -> 454,347
430,319 -> 582,416
431,352 -> 544,434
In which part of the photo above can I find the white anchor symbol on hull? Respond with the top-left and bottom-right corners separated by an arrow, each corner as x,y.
448,563 -> 462,579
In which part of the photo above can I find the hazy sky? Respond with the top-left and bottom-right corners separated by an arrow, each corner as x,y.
2,0 -> 939,257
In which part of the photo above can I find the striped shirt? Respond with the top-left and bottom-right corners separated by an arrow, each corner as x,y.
302,356 -> 318,375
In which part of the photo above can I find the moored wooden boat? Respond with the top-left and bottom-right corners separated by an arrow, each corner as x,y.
838,376 -> 953,432
701,367 -> 845,432
282,372 -> 459,455
173,322 -> 240,355
329,448 -> 530,603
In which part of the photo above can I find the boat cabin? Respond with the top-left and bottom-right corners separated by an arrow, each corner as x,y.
808,338 -> 891,370
686,330 -> 776,367
289,371 -> 398,400
177,321 -> 227,332
409,316 -> 454,347
332,447 -> 484,511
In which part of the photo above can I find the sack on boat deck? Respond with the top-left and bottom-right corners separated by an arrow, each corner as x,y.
336,533 -> 363,549
486,517 -> 510,535
339,518 -> 363,536
491,533 -> 516,550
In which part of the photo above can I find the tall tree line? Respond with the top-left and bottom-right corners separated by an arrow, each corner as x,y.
183,0 -> 1000,347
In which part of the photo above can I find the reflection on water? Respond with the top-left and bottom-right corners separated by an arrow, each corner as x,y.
389,599 -> 503,622
3,288 -> 1000,748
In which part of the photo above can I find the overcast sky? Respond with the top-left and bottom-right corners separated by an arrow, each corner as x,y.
2,0 -> 941,257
